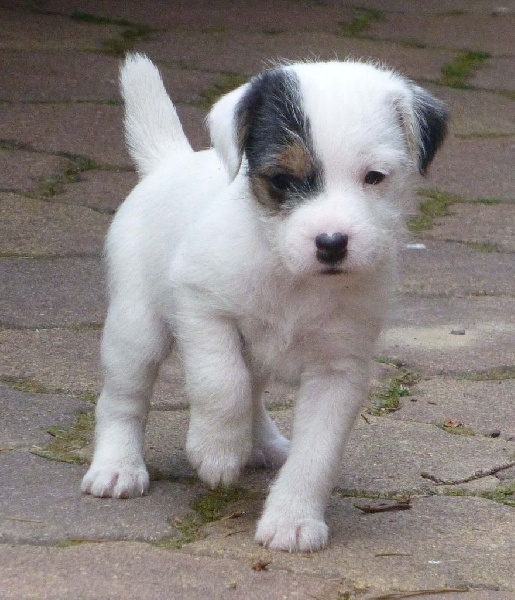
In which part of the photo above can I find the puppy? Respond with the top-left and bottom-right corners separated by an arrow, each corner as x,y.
82,54 -> 447,552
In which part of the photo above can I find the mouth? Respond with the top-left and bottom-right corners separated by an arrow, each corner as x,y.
319,266 -> 345,276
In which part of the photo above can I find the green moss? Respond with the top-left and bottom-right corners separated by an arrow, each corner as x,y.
70,11 -> 157,57
442,482 -> 515,507
199,74 -> 248,109
465,367 -> 515,381
31,411 -> 94,465
366,369 -> 417,417
6,379 -> 49,394
36,155 -> 102,199
408,189 -> 462,233
440,51 -> 491,88
466,241 -> 500,253
340,8 -> 384,37
156,486 -> 250,549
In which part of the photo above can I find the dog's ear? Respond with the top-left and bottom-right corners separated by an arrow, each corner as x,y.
397,84 -> 448,175
207,83 -> 251,180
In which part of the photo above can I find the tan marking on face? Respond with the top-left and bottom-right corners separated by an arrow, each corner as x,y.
275,142 -> 312,177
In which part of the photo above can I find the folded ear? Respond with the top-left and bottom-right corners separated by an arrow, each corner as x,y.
396,83 -> 448,175
207,83 -> 250,180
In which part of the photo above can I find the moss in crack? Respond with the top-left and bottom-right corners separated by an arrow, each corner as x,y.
339,8 -> 384,37
408,189 -> 463,233
36,155 -> 102,199
70,11 -> 157,57
366,369 -> 418,417
199,73 -> 248,109
31,411 -> 94,465
442,482 -> 515,507
440,51 -> 491,89
156,486 -> 251,549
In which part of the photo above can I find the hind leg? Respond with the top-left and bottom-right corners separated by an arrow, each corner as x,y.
247,384 -> 290,469
82,301 -> 170,498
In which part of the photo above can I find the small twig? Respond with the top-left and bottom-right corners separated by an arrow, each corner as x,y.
421,460 -> 515,486
369,589 -> 467,600
251,559 -> 272,571
223,529 -> 248,537
361,412 -> 373,424
355,499 -> 411,513
2,515 -> 43,523
375,552 -> 412,557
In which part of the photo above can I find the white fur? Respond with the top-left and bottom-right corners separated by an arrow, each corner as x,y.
82,55 -> 441,552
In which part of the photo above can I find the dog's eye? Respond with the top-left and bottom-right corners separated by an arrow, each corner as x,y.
269,173 -> 298,192
364,171 -> 386,185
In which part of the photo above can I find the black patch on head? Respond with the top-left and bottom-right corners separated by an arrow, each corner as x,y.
413,88 -> 448,175
235,68 -> 322,208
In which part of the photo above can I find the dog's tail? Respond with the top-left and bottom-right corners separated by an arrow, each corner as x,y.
120,53 -> 193,177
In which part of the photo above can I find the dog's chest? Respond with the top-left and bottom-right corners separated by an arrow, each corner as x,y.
237,292 -> 346,384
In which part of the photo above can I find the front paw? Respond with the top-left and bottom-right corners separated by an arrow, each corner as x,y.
81,462 -> 149,499
255,512 -> 329,552
186,436 -> 251,488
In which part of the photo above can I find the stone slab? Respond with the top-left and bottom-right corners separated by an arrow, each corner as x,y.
0,451 -> 198,544
422,85 -> 515,138
0,257 -> 105,328
423,137 -> 515,202
0,193 -> 110,257
0,384 -> 89,449
422,203 -> 515,252
57,169 -> 138,213
471,56 -> 515,92
392,377 -> 515,439
365,12 -> 515,56
187,495 -> 515,592
0,541 -> 345,600
0,328 -> 103,396
0,6 -> 123,52
381,296 -> 515,375
138,31 -> 456,82
0,50 -> 120,103
397,240 -> 515,297
0,103 -> 128,167
0,149 -> 67,196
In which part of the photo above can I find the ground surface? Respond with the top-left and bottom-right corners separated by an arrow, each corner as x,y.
1,1 -> 514,598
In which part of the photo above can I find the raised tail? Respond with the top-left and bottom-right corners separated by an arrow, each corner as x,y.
120,53 -> 193,177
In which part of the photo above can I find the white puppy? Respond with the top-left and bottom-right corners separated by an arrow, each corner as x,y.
82,54 -> 447,552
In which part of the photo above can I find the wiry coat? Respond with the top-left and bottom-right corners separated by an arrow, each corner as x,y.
82,55 -> 447,552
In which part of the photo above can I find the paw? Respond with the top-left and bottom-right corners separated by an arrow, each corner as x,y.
255,513 -> 329,552
186,438 -> 250,488
247,434 -> 290,469
81,462 -> 149,498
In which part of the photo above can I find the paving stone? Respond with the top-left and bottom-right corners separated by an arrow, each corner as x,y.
57,169 -> 138,213
0,6 -> 123,52
392,377 -> 515,439
0,50 -> 119,102
0,451 -> 199,544
0,384 -> 90,449
398,241 -> 515,297
423,136 -> 515,202
365,12 -> 515,55
422,85 -> 515,138
0,541 -> 345,600
186,496 -> 515,592
0,193 -> 110,257
0,257 -> 105,328
422,203 -> 515,252
0,328 -> 103,396
382,296 -> 515,375
138,31 -> 456,82
471,56 -> 515,92
355,0 -> 515,13
0,148 -> 67,196
42,0 -> 356,33
0,103 -> 128,167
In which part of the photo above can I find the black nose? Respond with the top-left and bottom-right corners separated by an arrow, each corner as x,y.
315,232 -> 348,264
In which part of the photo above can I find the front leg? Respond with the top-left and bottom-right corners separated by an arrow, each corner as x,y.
179,315 -> 253,488
255,364 -> 369,552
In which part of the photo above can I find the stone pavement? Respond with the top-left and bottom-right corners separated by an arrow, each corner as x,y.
1,0 -> 514,598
